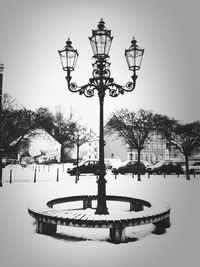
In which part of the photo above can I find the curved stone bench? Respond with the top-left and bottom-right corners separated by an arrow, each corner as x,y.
28,195 -> 171,243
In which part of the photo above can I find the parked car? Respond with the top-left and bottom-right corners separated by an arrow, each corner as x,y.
146,160 -> 183,175
182,161 -> 200,174
67,160 -> 100,175
111,160 -> 146,175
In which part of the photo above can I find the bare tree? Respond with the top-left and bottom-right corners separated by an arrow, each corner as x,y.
52,106 -> 78,162
34,107 -> 55,134
155,114 -> 200,180
2,108 -> 35,150
0,94 -> 35,186
2,93 -> 19,110
73,125 -> 94,182
106,109 -> 156,181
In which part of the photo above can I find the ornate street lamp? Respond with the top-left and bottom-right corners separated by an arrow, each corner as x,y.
58,19 -> 144,214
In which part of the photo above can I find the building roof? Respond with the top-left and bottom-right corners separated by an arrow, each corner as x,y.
10,128 -> 61,147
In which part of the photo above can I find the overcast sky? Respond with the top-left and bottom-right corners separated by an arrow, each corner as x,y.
0,0 -> 199,133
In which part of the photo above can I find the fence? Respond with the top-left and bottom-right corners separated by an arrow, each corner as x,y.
2,163 -> 198,184
2,163 -> 73,183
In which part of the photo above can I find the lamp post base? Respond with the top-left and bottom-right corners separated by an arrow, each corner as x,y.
95,177 -> 109,215
95,207 -> 109,215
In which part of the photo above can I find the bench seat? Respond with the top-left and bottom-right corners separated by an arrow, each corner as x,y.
28,195 -> 171,243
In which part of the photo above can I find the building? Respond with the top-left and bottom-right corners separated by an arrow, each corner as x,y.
104,134 -> 128,161
9,128 -> 61,163
129,134 -> 169,163
71,132 -> 195,164
104,133 -> 178,163
84,138 -> 99,160
76,133 -> 169,164
71,137 -> 99,162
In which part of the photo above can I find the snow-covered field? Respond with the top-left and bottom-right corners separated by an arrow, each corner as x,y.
0,164 -> 199,267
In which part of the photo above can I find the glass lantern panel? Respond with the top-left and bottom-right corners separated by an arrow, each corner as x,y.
125,50 -> 134,70
72,53 -> 78,69
89,32 -> 112,57
135,49 -> 144,69
59,50 -> 68,70
90,36 -> 98,56
95,34 -> 107,55
126,49 -> 143,70
67,50 -> 77,69
104,36 -> 112,55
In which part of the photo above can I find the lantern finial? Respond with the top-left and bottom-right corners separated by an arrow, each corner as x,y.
98,18 -> 105,30
66,38 -> 72,46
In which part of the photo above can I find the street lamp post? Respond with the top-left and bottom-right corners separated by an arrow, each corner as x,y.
0,63 -> 4,187
58,19 -> 144,214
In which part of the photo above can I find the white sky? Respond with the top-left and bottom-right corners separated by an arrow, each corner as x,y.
0,0 -> 200,133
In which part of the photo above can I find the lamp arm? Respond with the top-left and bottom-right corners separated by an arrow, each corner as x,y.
65,74 -> 97,98
79,84 -> 96,97
64,66 -> 138,98
107,79 -> 136,97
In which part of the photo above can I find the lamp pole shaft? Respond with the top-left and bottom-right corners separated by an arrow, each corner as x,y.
95,59 -> 108,215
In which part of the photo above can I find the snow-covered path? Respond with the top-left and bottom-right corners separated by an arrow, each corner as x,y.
0,166 -> 199,267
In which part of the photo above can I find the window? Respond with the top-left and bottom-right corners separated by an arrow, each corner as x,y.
163,143 -> 166,149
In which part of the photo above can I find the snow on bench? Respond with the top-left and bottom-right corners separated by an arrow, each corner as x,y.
28,195 -> 171,243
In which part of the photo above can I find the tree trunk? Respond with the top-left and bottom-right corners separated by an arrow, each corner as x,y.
0,154 -> 2,187
76,142 -> 80,182
60,144 -> 66,162
185,154 -> 190,180
137,149 -> 141,181
0,71 -> 3,187
130,148 -> 133,160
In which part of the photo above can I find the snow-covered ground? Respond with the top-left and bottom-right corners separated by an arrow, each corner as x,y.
0,164 -> 199,267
